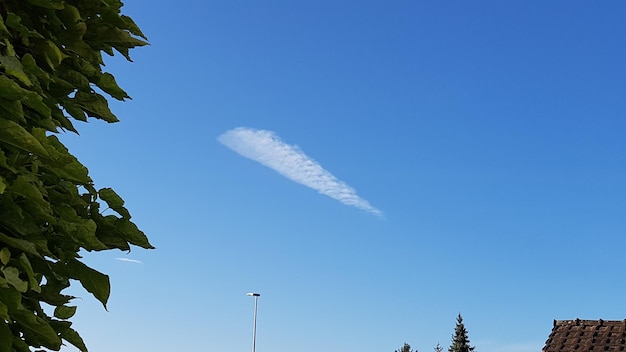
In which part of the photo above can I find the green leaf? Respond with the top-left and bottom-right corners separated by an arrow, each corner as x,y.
13,309 -> 62,350
53,305 -> 77,319
21,54 -> 50,83
5,13 -> 29,39
73,91 -> 118,122
0,233 -> 40,257
11,175 -> 52,218
62,100 -> 87,122
17,254 -> 40,293
2,267 -> 27,292
0,75 -> 28,100
22,92 -> 52,119
0,248 -> 9,265
44,136 -> 91,182
0,301 -> 8,321
11,337 -> 31,352
0,56 -> 32,86
0,119 -> 49,156
100,27 -> 148,47
98,73 -> 129,100
65,259 -> 110,309
60,70 -> 90,91
26,0 -> 65,10
39,40 -> 66,69
0,287 -> 21,312
116,220 -> 154,249
99,188 -> 130,218
60,326 -> 88,352
121,15 -> 148,40
0,320 -> 12,352
0,97 -> 26,123
0,14 -> 10,39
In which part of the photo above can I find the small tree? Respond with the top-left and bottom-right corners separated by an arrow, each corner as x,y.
396,342 -> 417,352
435,343 -> 443,352
448,314 -> 475,352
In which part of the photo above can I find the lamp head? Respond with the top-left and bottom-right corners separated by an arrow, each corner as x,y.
247,292 -> 260,297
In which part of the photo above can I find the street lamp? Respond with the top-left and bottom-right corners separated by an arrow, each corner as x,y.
246,293 -> 260,352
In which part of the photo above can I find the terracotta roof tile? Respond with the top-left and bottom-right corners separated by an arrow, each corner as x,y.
543,319 -> 626,352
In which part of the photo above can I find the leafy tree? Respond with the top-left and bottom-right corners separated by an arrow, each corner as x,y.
448,314 -> 475,352
396,342 -> 417,352
0,0 -> 152,351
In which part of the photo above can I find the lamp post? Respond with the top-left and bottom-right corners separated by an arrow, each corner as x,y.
246,293 -> 260,352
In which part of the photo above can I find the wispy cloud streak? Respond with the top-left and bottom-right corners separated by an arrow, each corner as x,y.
115,258 -> 143,264
218,127 -> 382,216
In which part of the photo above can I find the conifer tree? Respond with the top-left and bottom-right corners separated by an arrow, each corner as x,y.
396,342 -> 417,352
448,314 -> 475,352
435,343 -> 444,352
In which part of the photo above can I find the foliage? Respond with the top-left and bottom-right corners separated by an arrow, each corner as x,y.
0,0 -> 152,351
396,342 -> 417,352
434,343 -> 443,352
448,314 -> 475,352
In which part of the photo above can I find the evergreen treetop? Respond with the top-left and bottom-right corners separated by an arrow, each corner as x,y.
448,314 -> 475,352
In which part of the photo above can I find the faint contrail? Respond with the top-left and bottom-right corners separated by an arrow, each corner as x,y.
115,258 -> 143,264
218,127 -> 382,216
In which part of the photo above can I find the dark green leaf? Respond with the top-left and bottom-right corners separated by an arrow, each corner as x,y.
0,14 -> 10,39
0,76 -> 28,100
0,119 -> 49,156
74,91 -> 118,122
27,0 -> 65,10
116,220 -> 154,249
11,337 -> 31,352
0,287 -> 21,312
0,97 -> 26,123
98,188 -> 130,218
22,93 -> 52,119
13,309 -> 62,349
0,56 -> 32,86
0,301 -> 8,320
60,326 -> 88,352
0,233 -> 40,257
65,259 -> 110,309
98,73 -> 129,100
0,321 -> 12,352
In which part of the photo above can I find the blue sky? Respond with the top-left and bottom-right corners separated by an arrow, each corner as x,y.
57,1 -> 626,351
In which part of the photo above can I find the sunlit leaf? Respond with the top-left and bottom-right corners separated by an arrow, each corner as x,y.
0,248 -> 9,265
0,56 -> 32,86
2,267 -> 27,292
17,254 -> 41,293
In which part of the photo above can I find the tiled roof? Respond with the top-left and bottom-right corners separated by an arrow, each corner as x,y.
543,319 -> 626,352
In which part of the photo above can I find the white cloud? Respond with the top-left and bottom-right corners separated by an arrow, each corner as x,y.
115,258 -> 143,264
218,127 -> 382,216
